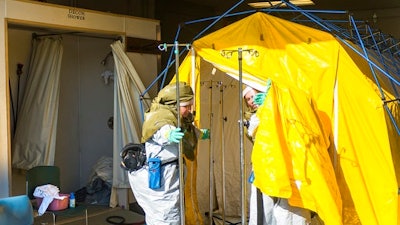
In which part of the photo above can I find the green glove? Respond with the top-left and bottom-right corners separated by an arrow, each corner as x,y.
168,127 -> 184,143
200,129 -> 210,140
254,93 -> 266,106
254,79 -> 272,106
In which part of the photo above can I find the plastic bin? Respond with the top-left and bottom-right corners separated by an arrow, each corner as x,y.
36,193 -> 70,211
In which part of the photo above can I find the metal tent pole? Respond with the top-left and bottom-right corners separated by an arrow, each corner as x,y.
208,78 -> 214,225
237,48 -> 247,225
158,41 -> 191,225
219,81 -> 227,224
173,41 -> 186,225
221,48 -> 258,225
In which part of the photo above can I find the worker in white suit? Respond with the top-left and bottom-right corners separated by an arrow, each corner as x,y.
128,82 -> 209,225
243,83 -> 276,225
243,80 -> 311,225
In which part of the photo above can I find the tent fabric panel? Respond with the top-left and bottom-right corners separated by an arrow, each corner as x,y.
194,12 -> 335,51
387,102 -> 400,182
194,22 -> 340,122
252,82 -> 343,225
336,46 -> 398,225
192,13 -> 344,224
338,40 -> 400,100
196,41 -> 338,102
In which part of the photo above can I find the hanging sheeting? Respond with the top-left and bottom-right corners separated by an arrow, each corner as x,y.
174,12 -> 399,225
109,40 -> 151,207
12,37 -> 63,169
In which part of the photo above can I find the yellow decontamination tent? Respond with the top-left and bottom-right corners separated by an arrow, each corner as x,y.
174,12 -> 400,225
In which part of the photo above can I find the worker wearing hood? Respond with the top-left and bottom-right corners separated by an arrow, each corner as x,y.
128,82 -> 209,225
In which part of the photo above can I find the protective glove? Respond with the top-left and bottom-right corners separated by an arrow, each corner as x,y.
248,171 -> 255,183
254,93 -> 266,106
168,127 -> 184,143
200,129 -> 210,140
254,79 -> 272,106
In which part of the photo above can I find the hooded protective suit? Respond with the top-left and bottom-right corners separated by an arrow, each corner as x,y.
128,82 -> 196,225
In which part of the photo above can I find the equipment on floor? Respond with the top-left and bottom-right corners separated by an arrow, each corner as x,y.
106,215 -> 145,225
26,165 -> 88,225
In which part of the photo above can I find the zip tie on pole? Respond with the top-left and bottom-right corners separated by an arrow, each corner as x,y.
158,43 -> 168,51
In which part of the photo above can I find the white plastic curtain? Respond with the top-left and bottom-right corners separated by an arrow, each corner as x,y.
110,40 -> 151,207
12,37 -> 63,169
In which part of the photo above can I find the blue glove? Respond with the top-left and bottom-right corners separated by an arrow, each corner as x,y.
168,127 -> 184,143
248,171 -> 255,183
200,129 -> 210,140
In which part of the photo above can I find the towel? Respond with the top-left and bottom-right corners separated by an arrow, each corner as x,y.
33,184 -> 66,216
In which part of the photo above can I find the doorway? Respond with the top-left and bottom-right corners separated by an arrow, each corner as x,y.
8,25 -> 118,196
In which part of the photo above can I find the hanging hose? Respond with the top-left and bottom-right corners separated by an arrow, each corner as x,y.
8,63 -> 23,137
15,63 -> 23,125
8,78 -> 16,129
105,215 -> 145,225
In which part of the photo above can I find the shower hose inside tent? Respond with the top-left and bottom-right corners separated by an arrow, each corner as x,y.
137,0 -> 400,225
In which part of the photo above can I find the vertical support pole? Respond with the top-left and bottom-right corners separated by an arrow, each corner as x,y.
174,41 -> 185,225
208,78 -> 214,225
238,48 -> 247,225
219,81 -> 226,224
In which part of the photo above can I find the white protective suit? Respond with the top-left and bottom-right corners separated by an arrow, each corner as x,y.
128,124 -> 181,225
247,113 -> 276,225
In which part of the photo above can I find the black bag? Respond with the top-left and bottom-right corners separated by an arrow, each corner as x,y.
120,143 -> 146,172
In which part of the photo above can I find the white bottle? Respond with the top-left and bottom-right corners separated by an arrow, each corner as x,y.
69,192 -> 76,208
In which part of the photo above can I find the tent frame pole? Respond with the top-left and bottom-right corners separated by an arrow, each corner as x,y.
219,81 -> 227,224
222,47 -> 259,225
174,41 -> 185,225
208,78 -> 214,225
237,48 -> 247,225
158,41 -> 191,225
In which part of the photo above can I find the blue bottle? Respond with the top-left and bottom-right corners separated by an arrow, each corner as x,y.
69,192 -> 76,208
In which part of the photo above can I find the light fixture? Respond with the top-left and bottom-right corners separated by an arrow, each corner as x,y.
372,13 -> 377,24
248,0 -> 315,8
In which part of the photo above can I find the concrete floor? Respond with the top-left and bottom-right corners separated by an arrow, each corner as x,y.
11,168 -> 145,225
33,205 -> 145,225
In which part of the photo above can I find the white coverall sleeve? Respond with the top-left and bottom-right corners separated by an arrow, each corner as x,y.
247,113 -> 260,141
146,124 -> 180,163
152,124 -> 176,146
